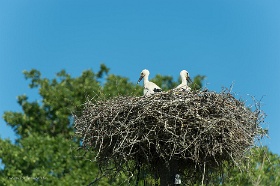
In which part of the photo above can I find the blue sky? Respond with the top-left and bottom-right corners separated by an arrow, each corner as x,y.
0,1 -> 279,155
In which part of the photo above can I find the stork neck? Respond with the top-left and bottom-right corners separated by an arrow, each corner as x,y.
143,75 -> 149,84
181,75 -> 187,85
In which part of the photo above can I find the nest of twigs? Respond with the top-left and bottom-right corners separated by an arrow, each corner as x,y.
74,89 -> 265,184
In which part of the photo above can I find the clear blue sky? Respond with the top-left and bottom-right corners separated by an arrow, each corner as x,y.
0,1 -> 279,155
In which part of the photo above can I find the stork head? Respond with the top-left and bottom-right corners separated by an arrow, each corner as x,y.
180,70 -> 192,84
137,69 -> 150,84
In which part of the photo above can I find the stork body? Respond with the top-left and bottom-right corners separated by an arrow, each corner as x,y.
175,70 -> 192,92
137,69 -> 161,96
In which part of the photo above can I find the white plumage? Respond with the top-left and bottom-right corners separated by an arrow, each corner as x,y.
137,69 -> 162,96
175,70 -> 192,92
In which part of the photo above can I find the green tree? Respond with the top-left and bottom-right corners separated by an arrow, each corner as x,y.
0,64 -> 141,185
1,64 -> 278,185
3,69 -> 102,139
217,147 -> 280,186
103,74 -> 142,98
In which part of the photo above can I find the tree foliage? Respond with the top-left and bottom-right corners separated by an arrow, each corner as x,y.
220,147 -> 280,186
0,64 -> 279,185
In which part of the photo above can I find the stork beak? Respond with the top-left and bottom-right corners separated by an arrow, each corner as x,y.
137,76 -> 144,84
187,77 -> 192,84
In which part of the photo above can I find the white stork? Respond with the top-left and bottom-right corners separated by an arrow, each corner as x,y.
175,70 -> 192,92
137,69 -> 162,96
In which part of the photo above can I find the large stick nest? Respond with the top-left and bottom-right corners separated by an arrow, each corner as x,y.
74,89 -> 265,183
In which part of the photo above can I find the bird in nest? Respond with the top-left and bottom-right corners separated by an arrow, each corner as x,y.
137,69 -> 162,96
174,70 -> 192,92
